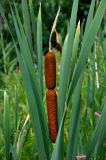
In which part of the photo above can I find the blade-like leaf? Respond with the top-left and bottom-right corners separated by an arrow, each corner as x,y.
57,0 -> 79,158
66,74 -> 83,160
51,110 -> 66,160
29,0 -> 37,55
22,0 -> 33,53
84,0 -> 96,39
14,44 -> 50,160
58,0 -> 79,126
11,6 -> 50,159
12,4 -> 49,144
67,0 -> 96,104
68,0 -> 106,105
14,86 -> 18,130
3,91 -> 10,160
68,21 -> 80,86
16,115 -> 29,160
37,4 -> 43,97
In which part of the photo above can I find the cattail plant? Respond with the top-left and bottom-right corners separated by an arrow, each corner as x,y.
3,0 -> 106,159
44,7 -> 61,143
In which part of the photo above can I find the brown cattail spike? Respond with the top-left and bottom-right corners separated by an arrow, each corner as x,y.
45,51 -> 56,89
46,90 -> 58,143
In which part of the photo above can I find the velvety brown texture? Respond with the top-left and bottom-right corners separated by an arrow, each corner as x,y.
45,51 -> 56,89
46,90 -> 58,143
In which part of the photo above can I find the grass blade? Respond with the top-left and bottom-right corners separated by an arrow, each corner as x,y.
14,86 -> 18,130
22,0 -> 33,53
37,4 -> 43,97
16,115 -> 29,160
14,44 -> 50,160
29,0 -> 37,56
3,91 -> 10,160
58,0 -> 79,125
57,1 -> 79,158
68,21 -> 80,85
11,6 -> 50,159
68,0 -> 106,104
84,0 -> 96,38
51,110 -> 66,160
66,74 -> 83,160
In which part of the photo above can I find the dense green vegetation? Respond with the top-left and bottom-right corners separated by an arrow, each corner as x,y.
0,0 -> 106,159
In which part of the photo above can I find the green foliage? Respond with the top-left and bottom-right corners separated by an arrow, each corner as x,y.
0,0 -> 106,160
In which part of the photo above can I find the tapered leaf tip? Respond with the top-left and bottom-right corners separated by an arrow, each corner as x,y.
4,90 -> 7,97
39,2 -> 41,9
77,20 -> 80,31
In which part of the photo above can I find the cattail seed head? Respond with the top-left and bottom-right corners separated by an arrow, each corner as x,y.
46,90 -> 58,143
45,51 -> 56,89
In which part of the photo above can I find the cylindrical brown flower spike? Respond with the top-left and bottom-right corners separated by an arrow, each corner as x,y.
45,51 -> 56,89
46,90 -> 58,143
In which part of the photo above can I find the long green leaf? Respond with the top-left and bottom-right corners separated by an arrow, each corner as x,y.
37,4 -> 43,97
16,115 -> 29,160
14,86 -> 18,130
3,91 -> 10,160
14,44 -> 49,160
67,0 -> 96,104
13,5 -> 49,147
84,0 -> 96,38
58,0 -> 79,126
68,21 -> 80,86
68,0 -> 106,105
22,0 -> 33,53
11,6 -> 50,159
29,0 -> 37,56
66,74 -> 83,160
57,1 -> 79,159
51,110 -> 66,160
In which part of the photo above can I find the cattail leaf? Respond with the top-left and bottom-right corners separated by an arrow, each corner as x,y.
11,6 -> 50,159
3,91 -> 10,160
66,74 -> 83,160
14,44 -> 50,160
67,0 -> 96,104
22,0 -> 33,53
51,110 -> 66,160
68,21 -> 80,85
68,0 -> 106,105
58,0 -> 79,126
84,0 -> 96,39
13,2 -> 42,99
72,21 -> 80,60
29,0 -> 37,55
37,4 -> 43,97
57,0 -> 79,158
12,5 -> 49,144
